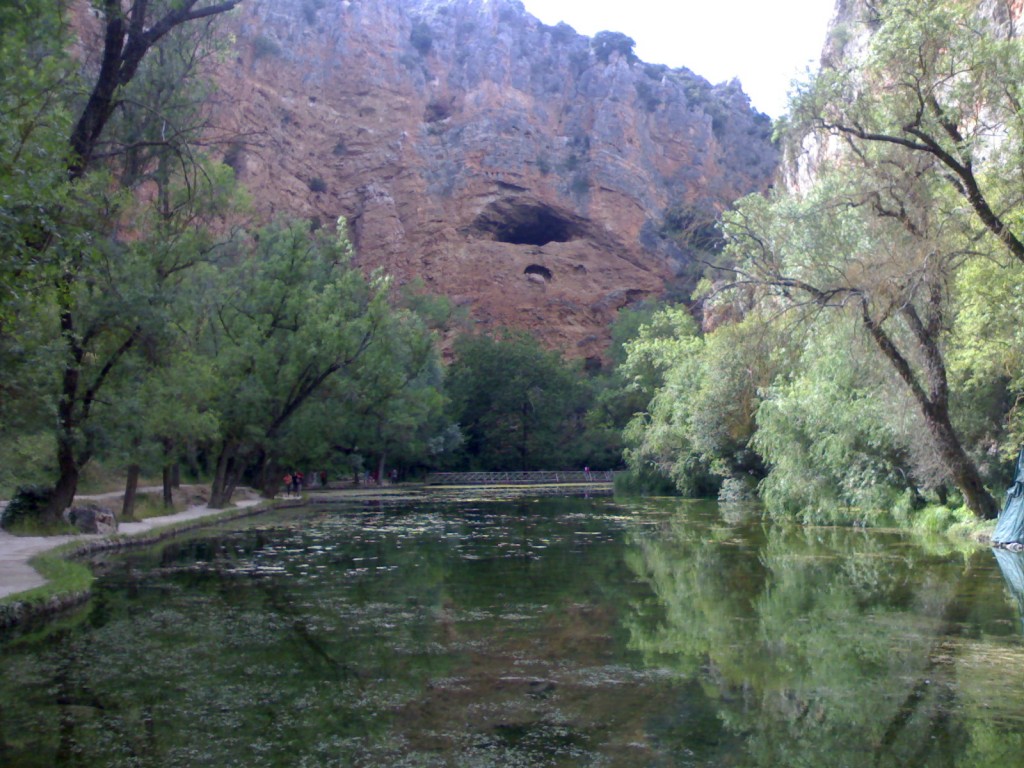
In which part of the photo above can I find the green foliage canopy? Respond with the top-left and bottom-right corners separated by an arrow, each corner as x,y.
446,331 -> 589,471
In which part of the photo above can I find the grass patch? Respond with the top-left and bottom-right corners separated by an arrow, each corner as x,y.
3,517 -> 78,536
127,493 -> 185,522
0,541 -> 94,608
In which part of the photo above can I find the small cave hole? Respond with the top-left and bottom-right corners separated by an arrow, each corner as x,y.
524,264 -> 553,282
424,98 -> 453,123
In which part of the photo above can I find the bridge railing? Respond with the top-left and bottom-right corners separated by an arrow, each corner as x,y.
424,470 -> 614,486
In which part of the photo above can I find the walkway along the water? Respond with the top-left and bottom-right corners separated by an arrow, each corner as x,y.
0,478 -> 616,627
0,489 -> 263,601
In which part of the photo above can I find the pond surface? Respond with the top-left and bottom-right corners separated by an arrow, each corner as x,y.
3,496 -> 1024,767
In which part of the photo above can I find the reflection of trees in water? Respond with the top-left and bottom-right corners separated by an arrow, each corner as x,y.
994,548 -> 1024,634
625,520 -> 1024,766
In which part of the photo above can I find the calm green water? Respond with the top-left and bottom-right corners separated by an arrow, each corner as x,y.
3,496 -> 1024,767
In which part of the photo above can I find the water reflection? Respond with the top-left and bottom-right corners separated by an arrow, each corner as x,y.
626,513 -> 1024,766
994,548 -> 1024,634
1,498 -> 1024,766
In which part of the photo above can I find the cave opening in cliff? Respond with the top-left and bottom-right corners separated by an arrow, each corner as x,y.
524,264 -> 553,281
472,199 -> 580,246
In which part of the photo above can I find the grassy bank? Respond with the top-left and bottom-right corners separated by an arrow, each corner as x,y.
0,499 -> 275,629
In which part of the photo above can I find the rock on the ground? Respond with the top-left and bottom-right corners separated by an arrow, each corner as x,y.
64,504 -> 118,535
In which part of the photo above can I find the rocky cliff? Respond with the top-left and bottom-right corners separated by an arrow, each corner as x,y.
212,0 -> 779,359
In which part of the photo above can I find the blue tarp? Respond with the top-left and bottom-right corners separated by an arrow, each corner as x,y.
993,447 -> 1024,546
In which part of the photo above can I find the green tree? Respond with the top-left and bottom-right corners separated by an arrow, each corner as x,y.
0,0 -> 243,522
591,30 -> 637,64
947,256 -> 1024,466
202,219 -> 390,506
67,0 -> 242,182
788,0 -> 1024,268
97,346 -> 220,517
446,331 -> 588,471
723,169 -> 999,518
621,307 -> 779,497
750,0 -> 1024,519
268,300 -> 446,486
754,316 -> 929,522
0,0 -> 74,331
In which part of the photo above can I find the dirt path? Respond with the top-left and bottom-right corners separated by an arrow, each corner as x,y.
0,490 -> 261,600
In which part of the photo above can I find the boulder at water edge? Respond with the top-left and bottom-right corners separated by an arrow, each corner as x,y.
64,504 -> 118,535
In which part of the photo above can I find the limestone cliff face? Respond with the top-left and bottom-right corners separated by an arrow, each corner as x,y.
214,0 -> 779,358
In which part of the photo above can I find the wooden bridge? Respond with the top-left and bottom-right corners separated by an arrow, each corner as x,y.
424,470 -> 614,486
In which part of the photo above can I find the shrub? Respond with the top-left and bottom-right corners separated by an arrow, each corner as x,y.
635,81 -> 661,112
550,22 -> 576,45
410,20 -> 433,56
223,140 -> 245,172
644,63 -> 666,80
252,34 -> 282,60
591,31 -> 637,64
308,176 -> 327,193
614,468 -> 678,497
718,475 -> 757,502
2,485 -> 54,531
301,0 -> 318,25
424,99 -> 452,123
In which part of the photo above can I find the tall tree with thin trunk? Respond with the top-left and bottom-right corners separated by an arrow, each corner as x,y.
722,160 -> 999,519
8,0 -> 244,521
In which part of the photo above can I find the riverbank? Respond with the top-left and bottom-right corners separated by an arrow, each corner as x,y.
0,488 -> 278,629
0,481 -> 616,629
0,492 -> 262,600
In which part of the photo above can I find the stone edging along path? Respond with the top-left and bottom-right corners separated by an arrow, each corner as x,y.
0,495 -> 294,630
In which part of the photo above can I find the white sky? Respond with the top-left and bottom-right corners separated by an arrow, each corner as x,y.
519,0 -> 837,118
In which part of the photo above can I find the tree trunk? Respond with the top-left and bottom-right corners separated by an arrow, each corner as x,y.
520,402 -> 530,471
123,464 -> 141,520
162,464 -> 174,508
209,440 -> 237,508
924,409 -> 999,519
863,301 -> 998,519
222,470 -> 240,508
377,453 -> 387,485
46,437 -> 80,523
47,284 -> 82,522
255,450 -> 278,499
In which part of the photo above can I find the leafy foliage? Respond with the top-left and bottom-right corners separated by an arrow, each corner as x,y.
621,308 -> 776,498
1,485 -> 55,532
410,20 -> 433,56
446,331 -> 590,470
